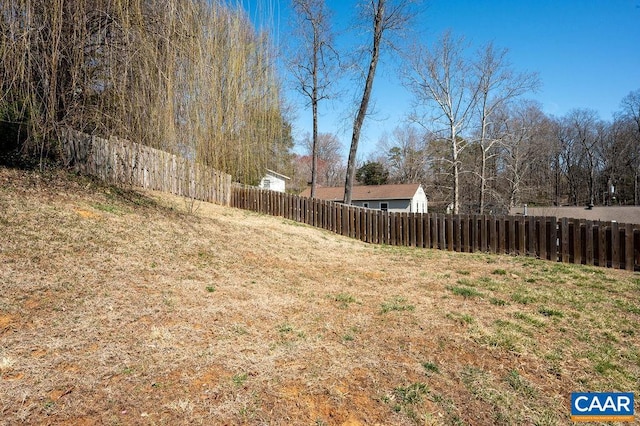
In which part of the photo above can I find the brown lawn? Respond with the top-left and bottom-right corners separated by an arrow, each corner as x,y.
1,167 -> 639,425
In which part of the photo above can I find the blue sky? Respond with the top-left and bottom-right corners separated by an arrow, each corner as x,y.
241,0 -> 640,158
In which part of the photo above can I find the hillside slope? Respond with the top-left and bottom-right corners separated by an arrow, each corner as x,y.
1,167 -> 639,425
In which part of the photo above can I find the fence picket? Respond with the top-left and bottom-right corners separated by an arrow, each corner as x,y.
611,221 -> 620,269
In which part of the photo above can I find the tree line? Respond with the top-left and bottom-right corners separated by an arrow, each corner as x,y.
286,1 -> 639,213
294,89 -> 640,214
367,92 -> 640,214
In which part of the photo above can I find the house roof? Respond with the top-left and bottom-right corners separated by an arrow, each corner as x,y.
299,183 -> 422,201
265,169 -> 291,180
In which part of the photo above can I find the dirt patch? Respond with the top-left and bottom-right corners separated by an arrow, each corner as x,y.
0,314 -> 13,329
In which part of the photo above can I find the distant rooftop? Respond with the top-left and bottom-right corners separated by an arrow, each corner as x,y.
299,183 -> 422,201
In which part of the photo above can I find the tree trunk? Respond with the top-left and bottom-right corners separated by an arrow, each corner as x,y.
344,0 -> 384,205
311,52 -> 318,198
451,125 -> 460,214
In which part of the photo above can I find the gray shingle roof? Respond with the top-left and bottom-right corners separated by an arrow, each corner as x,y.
299,183 -> 421,201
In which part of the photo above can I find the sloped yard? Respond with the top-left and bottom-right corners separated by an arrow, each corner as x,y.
1,167 -> 639,425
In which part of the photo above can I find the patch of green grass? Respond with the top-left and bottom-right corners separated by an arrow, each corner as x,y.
510,292 -> 536,304
446,312 -> 475,325
205,286 -> 215,293
613,299 -> 640,314
232,324 -> 248,335
331,293 -> 357,308
513,312 -> 545,328
422,361 -> 439,375
477,276 -> 501,290
593,359 -> 618,375
394,382 -> 428,404
380,296 -> 415,314
492,269 -> 507,276
585,343 -> 632,382
448,286 -> 483,299
232,372 -> 248,386
489,297 -> 507,306
342,333 -> 354,342
602,331 -> 618,343
456,270 -> 470,275
460,366 -> 527,424
504,370 -> 536,397
277,323 -> 293,333
476,321 -> 528,352
620,329 -> 635,337
385,382 -> 430,420
92,202 -> 120,214
550,263 -> 574,274
538,307 -> 563,318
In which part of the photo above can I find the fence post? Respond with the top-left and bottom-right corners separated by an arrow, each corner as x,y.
389,212 -> 396,245
516,216 -> 524,256
625,224 -> 634,271
549,217 -> 558,262
431,214 -> 439,249
400,213 -> 408,246
611,221 -> 620,269
527,216 -> 535,257
560,218 -> 569,263
573,220 -> 582,265
461,215 -> 470,252
480,215 -> 488,252
598,221 -> 607,268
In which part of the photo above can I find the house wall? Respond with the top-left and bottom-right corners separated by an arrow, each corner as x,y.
353,199 -> 411,212
411,186 -> 428,213
259,174 -> 286,192
353,188 -> 428,213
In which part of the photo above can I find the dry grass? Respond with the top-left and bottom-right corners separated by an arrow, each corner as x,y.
1,166 -> 639,425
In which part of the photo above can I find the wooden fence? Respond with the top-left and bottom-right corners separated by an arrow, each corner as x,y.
59,129 -> 639,271
232,186 -> 640,271
61,129 -> 232,205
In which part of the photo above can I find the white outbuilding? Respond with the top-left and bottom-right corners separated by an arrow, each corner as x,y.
259,169 -> 290,193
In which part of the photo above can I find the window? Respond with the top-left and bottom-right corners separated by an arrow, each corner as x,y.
363,202 -> 369,208
380,202 -> 388,211
263,179 -> 270,190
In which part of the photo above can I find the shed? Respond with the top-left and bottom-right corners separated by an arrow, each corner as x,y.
299,183 -> 427,213
259,169 -> 290,193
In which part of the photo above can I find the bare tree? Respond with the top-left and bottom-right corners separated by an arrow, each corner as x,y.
569,109 -> 603,207
302,132 -> 345,186
620,89 -> 640,136
472,43 -> 540,213
287,0 -> 339,197
343,0 -> 417,204
553,110 -> 603,206
619,89 -> 640,204
497,101 -> 549,209
377,124 -> 428,183
403,31 -> 479,214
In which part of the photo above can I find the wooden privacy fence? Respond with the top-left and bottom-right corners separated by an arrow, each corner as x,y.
61,129 -> 232,205
232,186 -> 640,271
